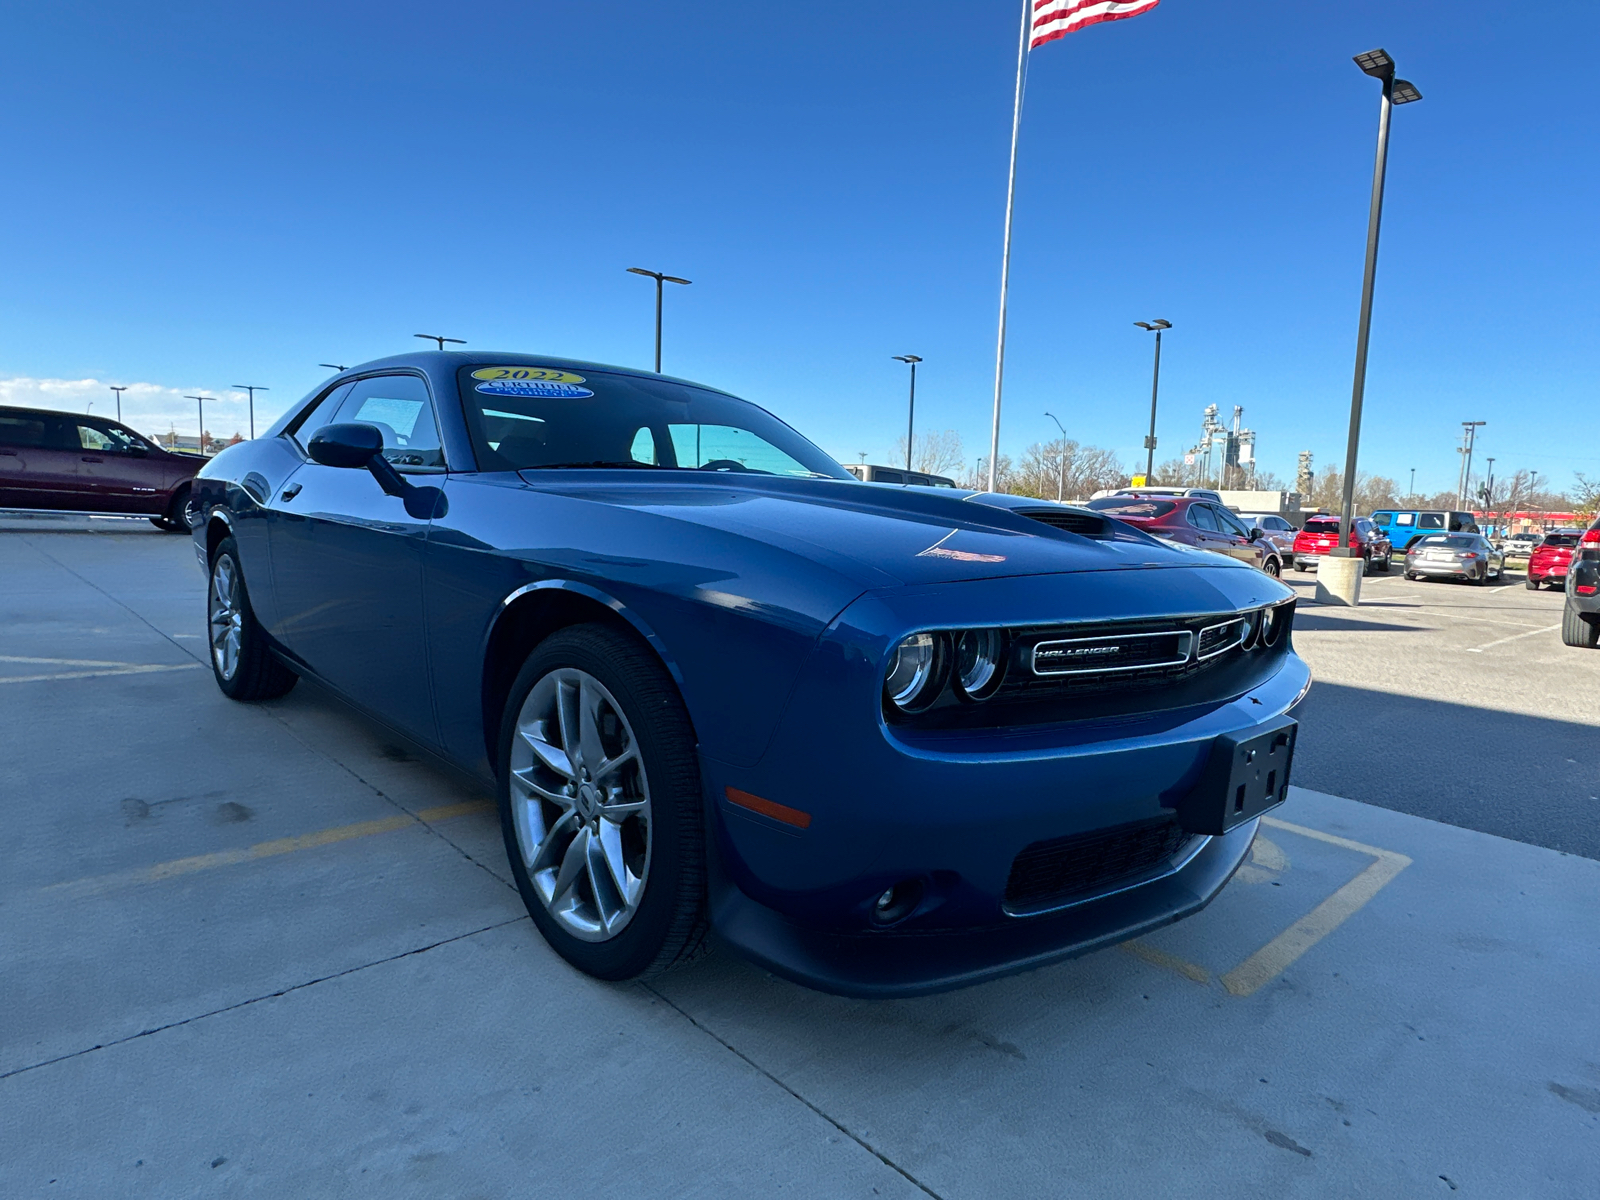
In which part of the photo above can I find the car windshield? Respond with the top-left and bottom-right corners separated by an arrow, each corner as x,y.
1303,518 -> 1341,533
1086,498 -> 1175,519
1417,535 -> 1476,549
1541,533 -> 1579,547
457,365 -> 852,478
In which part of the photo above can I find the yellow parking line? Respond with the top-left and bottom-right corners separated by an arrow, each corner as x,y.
0,663 -> 204,685
1218,817 -> 1412,997
1123,817 -> 1411,997
44,801 -> 495,898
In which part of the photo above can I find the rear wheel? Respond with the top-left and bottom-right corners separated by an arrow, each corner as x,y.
1562,604 -> 1600,648
151,484 -> 191,532
497,624 -> 707,981
1525,577 -> 1540,590
207,537 -> 298,700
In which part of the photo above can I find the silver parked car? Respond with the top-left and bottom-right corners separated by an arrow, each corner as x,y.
1404,533 -> 1505,585
1236,512 -> 1298,559
1498,531 -> 1541,559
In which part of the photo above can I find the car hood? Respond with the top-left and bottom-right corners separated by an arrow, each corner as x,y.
516,473 -> 1246,588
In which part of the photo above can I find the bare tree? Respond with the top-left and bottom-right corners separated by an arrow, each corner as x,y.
1571,472 -> 1600,519
1308,469 -> 1401,515
891,429 -> 966,477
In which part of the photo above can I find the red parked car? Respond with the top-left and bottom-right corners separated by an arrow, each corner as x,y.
0,405 -> 201,530
1085,494 -> 1284,576
1526,528 -> 1590,590
1291,514 -> 1392,574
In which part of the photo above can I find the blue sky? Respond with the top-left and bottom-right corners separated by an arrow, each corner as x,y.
1,1 -> 1595,495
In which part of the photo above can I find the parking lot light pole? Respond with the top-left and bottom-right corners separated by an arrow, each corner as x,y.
109,386 -> 126,423
185,395 -> 213,455
1044,411 -> 1067,501
626,268 -> 691,373
1409,467 -> 1415,501
414,334 -> 466,352
1335,49 -> 1422,558
233,384 -> 268,440
1133,320 -> 1171,481
319,363 -> 348,373
1457,420 -> 1485,508
892,356 -> 922,470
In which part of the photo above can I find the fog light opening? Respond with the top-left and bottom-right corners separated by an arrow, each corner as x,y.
871,879 -> 924,925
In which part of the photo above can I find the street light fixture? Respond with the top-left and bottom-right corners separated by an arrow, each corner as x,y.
414,334 -> 466,352
892,355 -> 922,470
233,384 -> 268,440
1335,47 -> 1423,562
184,395 -> 214,455
627,268 -> 692,373
109,385 -> 127,423
1043,411 -> 1068,501
1133,319 -> 1171,482
319,363 -> 348,373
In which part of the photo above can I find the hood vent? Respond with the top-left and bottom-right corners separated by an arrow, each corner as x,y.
1017,508 -> 1110,538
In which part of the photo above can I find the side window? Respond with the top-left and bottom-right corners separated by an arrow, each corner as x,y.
1215,507 -> 1250,537
0,414 -> 51,448
75,423 -> 140,453
628,428 -> 658,465
333,375 -> 445,471
1395,512 -> 1416,526
1372,512 -> 1392,527
287,382 -> 354,451
1188,504 -> 1219,532
872,468 -> 906,485
1453,513 -> 1479,532
667,423 -> 816,477
1419,513 -> 1445,530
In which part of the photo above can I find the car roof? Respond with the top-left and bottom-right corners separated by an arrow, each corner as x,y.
322,350 -> 740,399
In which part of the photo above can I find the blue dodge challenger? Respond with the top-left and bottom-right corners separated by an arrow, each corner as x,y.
192,352 -> 1308,996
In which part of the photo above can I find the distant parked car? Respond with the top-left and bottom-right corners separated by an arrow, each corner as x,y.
844,463 -> 958,487
0,405 -> 200,530
1291,514 -> 1392,574
1526,530 -> 1585,590
1499,531 -> 1541,558
1369,509 -> 1481,553
1087,494 -> 1283,576
1235,512 -> 1298,559
1563,545 -> 1600,648
1100,486 -> 1225,504
1403,533 -> 1505,585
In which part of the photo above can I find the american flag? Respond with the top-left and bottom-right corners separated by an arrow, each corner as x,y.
1031,0 -> 1160,50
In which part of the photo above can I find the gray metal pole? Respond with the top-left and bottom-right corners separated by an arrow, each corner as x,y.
1338,76 -> 1394,555
905,360 -> 916,470
1044,411 -> 1067,502
654,276 -> 663,374
1145,329 -> 1163,481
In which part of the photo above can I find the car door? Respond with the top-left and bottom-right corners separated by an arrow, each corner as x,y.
0,411 -> 67,508
69,421 -> 167,513
1185,502 -> 1230,557
266,373 -> 446,744
1211,506 -> 1262,565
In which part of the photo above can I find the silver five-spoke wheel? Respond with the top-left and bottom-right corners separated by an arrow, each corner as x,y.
209,554 -> 243,682
509,667 -> 652,941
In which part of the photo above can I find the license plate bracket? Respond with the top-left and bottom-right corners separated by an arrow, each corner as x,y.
1169,717 -> 1297,836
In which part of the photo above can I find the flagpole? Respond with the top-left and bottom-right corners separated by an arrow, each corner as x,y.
987,0 -> 1031,494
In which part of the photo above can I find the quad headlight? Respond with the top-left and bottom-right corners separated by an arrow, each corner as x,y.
884,633 -> 944,711
885,628 -> 1008,712
953,628 -> 1005,700
1259,600 -> 1291,648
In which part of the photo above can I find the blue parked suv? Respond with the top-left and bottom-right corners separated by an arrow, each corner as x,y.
1370,509 -> 1479,553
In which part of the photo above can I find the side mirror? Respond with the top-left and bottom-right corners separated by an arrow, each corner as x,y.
127,444 -> 149,458
305,422 -> 447,520
1248,528 -> 1261,542
307,423 -> 383,469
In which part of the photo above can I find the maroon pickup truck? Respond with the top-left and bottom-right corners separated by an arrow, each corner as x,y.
0,404 -> 202,530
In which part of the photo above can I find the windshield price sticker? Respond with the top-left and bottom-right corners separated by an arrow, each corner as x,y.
471,367 -> 593,399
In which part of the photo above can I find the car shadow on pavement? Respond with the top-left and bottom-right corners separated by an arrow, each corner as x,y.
1290,613 -> 1424,634
1291,681 -> 1598,860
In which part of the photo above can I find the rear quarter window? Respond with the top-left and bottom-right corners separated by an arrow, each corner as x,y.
0,415 -> 50,447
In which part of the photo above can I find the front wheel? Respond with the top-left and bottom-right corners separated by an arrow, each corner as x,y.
1562,605 -> 1600,649
498,624 -> 708,981
207,537 -> 298,700
1263,556 -> 1281,578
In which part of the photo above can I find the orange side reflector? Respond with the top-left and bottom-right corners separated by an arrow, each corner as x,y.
724,787 -> 812,830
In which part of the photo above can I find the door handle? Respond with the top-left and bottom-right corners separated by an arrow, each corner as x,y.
81,456 -> 104,463
280,483 -> 303,501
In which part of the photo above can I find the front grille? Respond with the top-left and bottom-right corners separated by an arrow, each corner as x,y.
1032,630 -> 1190,675
1197,617 -> 1247,658
1017,508 -> 1109,537
1005,817 -> 1190,911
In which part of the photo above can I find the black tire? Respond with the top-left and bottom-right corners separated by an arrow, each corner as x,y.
1263,556 -> 1281,578
1405,572 -> 1419,581
497,624 -> 708,982
1562,604 -> 1600,649
151,485 -> 191,532
207,536 -> 298,701
1525,577 -> 1541,590
1376,550 -> 1392,572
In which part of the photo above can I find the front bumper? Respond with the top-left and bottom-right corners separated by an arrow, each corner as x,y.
701,569 -> 1309,996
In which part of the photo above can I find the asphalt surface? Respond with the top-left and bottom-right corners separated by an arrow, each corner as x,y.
1281,564 -> 1600,859
3,514 -> 1597,1198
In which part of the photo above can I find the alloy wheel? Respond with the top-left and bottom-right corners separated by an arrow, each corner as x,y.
208,555 -> 243,681
508,668 -> 652,941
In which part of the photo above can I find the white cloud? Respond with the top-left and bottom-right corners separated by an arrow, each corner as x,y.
0,376 -> 268,442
